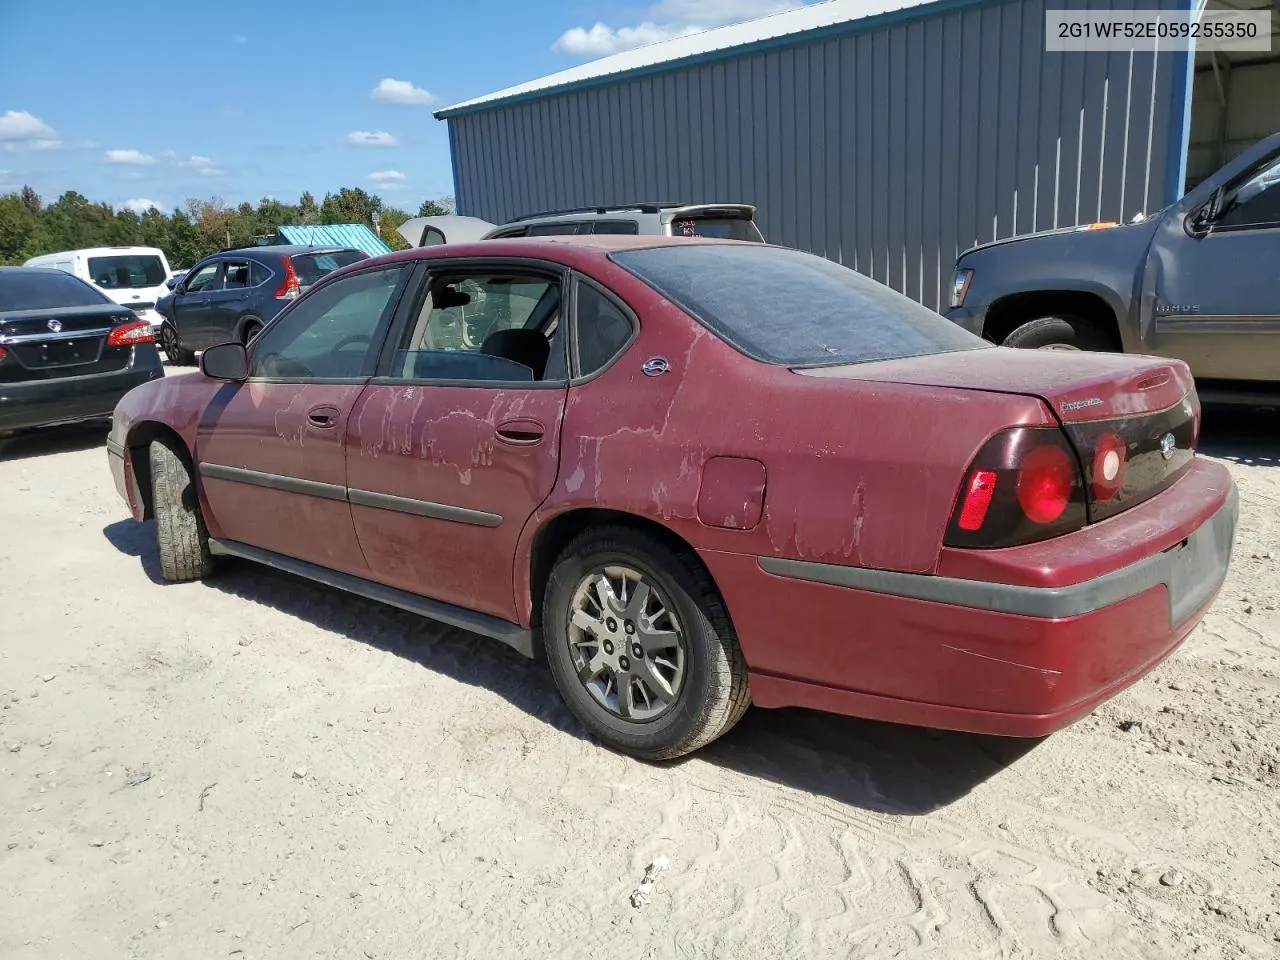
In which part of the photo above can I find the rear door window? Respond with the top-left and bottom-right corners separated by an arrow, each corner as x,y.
527,222 -> 590,236
222,260 -> 252,289
87,254 -> 167,289
590,220 -> 640,235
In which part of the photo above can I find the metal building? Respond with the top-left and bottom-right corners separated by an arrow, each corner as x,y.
435,0 -> 1279,311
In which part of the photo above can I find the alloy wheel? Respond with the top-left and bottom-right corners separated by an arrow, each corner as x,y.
566,565 -> 687,722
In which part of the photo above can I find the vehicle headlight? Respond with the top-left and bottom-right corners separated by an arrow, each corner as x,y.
950,268 -> 973,308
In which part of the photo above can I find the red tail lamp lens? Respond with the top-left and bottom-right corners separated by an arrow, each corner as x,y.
106,320 -> 156,347
1016,444 -> 1074,524
0,346 -> 7,361
1091,432 -> 1127,501
956,469 -> 997,530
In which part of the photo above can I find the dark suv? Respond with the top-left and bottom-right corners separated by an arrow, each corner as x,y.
157,245 -> 366,364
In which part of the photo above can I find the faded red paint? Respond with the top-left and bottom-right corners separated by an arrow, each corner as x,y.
106,236 -> 1237,739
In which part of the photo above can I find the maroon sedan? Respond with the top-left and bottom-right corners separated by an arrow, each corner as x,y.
106,237 -> 1238,759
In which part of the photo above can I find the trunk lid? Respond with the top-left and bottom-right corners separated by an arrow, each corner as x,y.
0,303 -> 137,382
799,346 -> 1198,522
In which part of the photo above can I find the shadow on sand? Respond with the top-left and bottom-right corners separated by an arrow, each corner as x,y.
104,517 -> 1039,816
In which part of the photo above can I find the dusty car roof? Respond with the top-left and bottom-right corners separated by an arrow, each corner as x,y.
377,233 -> 745,265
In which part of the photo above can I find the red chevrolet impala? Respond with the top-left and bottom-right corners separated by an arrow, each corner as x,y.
106,237 -> 1238,759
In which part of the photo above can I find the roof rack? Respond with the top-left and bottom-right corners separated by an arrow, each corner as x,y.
508,202 -> 685,223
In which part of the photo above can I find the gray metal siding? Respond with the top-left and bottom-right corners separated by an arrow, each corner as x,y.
447,0 -> 1189,311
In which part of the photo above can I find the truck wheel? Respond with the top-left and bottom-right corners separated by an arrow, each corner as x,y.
150,439 -> 214,583
1002,315 -> 1116,352
543,526 -> 750,760
159,322 -> 196,365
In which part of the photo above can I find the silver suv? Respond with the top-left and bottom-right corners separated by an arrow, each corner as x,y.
486,202 -> 764,241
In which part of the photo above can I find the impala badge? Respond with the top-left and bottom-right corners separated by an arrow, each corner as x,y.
1159,432 -> 1176,460
642,356 -> 670,377
47,319 -> 62,333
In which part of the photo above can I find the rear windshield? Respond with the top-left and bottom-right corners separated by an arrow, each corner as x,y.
0,270 -> 112,310
87,254 -> 166,290
291,250 -> 366,286
612,244 -> 988,367
668,214 -> 763,242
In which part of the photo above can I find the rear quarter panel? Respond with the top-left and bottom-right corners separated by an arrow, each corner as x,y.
514,253 -> 1057,622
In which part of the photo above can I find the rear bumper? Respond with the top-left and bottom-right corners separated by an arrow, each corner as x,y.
706,459 -> 1237,736
0,349 -> 164,434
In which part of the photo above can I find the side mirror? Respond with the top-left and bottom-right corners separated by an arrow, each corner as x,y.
200,341 -> 249,382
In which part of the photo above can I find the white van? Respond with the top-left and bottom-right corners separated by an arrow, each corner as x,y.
23,246 -> 172,329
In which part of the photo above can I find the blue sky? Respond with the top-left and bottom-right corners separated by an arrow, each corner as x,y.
0,0 -> 809,214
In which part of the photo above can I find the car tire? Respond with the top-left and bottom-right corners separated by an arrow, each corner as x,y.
159,322 -> 196,365
543,526 -> 750,760
1002,315 -> 1116,352
241,318 -> 263,345
149,439 -> 214,583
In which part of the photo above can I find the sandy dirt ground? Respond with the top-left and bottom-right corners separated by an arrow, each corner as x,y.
1,408 -> 1277,960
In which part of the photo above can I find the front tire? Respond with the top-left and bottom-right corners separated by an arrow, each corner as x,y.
1002,315 -> 1116,352
149,439 -> 213,583
543,527 -> 750,760
159,322 -> 196,365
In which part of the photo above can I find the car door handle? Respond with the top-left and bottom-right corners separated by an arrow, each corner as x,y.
307,405 -> 340,429
495,418 -> 545,446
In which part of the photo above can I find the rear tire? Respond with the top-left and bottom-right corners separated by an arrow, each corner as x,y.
241,318 -> 263,345
1002,315 -> 1116,352
543,526 -> 750,760
159,322 -> 196,365
149,439 -> 213,583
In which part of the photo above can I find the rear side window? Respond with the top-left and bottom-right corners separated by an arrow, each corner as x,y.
527,222 -> 588,236
574,282 -> 634,376
291,250 -> 366,286
250,261 -> 272,287
87,254 -> 167,289
612,244 -> 988,367
0,270 -> 112,310
591,220 -> 639,235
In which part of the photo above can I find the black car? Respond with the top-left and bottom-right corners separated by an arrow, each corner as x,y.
0,267 -> 164,437
156,245 -> 367,364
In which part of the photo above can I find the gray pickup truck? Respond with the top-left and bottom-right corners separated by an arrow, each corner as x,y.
945,132 -> 1280,405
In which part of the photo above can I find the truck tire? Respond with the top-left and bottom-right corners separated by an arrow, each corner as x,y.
150,439 -> 214,583
1002,315 -> 1116,352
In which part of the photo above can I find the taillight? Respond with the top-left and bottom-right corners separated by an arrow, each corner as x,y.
106,320 -> 156,347
1090,432 -> 1127,502
945,427 -> 1087,548
0,346 -> 7,361
275,257 -> 301,299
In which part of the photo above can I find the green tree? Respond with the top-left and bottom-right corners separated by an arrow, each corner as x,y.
320,187 -> 380,227
377,205 -> 412,251
416,196 -> 456,217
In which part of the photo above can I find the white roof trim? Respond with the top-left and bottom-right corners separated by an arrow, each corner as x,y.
437,0 -> 942,116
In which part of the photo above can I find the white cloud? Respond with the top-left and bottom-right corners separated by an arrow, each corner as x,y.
346,130 -> 399,147
0,110 -> 62,152
368,170 -> 407,189
370,78 -> 434,105
123,198 -> 161,214
179,154 -> 226,176
554,0 -> 805,55
105,148 -> 156,165
232,33 -> 248,44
